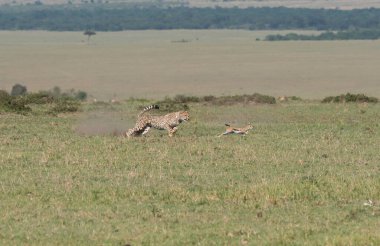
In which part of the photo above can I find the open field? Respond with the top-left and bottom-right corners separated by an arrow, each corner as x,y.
2,0 -> 380,9
1,31 -> 380,101
1,100 -> 380,245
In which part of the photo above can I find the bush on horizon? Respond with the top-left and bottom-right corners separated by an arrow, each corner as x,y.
322,93 -> 378,103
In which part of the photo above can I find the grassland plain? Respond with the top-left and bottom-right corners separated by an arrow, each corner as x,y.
1,30 -> 380,100
0,100 -> 380,245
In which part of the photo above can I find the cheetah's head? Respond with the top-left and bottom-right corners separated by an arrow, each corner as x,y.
179,111 -> 190,122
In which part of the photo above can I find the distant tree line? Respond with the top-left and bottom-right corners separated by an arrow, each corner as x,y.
0,5 -> 380,31
265,29 -> 380,41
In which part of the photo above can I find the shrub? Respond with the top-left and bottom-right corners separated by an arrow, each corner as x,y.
23,92 -> 54,104
290,96 -> 302,101
159,102 -> 189,112
49,99 -> 80,114
1,87 -> 85,114
209,93 -> 276,105
322,93 -> 378,103
39,87 -> 88,101
0,90 -> 11,105
154,97 -> 189,112
153,93 -> 276,112
51,86 -> 61,97
10,84 -> 27,96
8,97 -> 31,112
321,96 -> 335,103
75,91 -> 87,101
153,95 -> 195,112
250,93 -> 276,104
202,95 -> 216,102
0,90 -> 31,113
173,94 -> 200,103
155,93 -> 276,109
0,90 -> 11,112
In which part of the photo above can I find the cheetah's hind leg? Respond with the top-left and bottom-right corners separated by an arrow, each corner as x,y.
126,126 -> 148,138
141,126 -> 151,136
168,127 -> 178,137
126,128 -> 135,138
218,131 -> 232,137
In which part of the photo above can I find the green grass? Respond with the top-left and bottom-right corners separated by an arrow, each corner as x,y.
1,101 -> 379,245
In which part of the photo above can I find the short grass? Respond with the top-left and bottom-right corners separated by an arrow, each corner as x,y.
1,30 -> 380,100
1,101 -> 379,245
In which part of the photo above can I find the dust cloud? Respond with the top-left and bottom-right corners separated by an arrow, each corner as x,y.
74,110 -> 133,137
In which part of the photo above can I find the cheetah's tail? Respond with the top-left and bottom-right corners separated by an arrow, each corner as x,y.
138,104 -> 159,117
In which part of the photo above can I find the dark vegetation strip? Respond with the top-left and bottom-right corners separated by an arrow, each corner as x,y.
321,93 -> 378,103
1,84 -> 378,115
154,94 -> 276,112
265,29 -> 380,41
0,5 -> 380,31
0,85 -> 86,115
